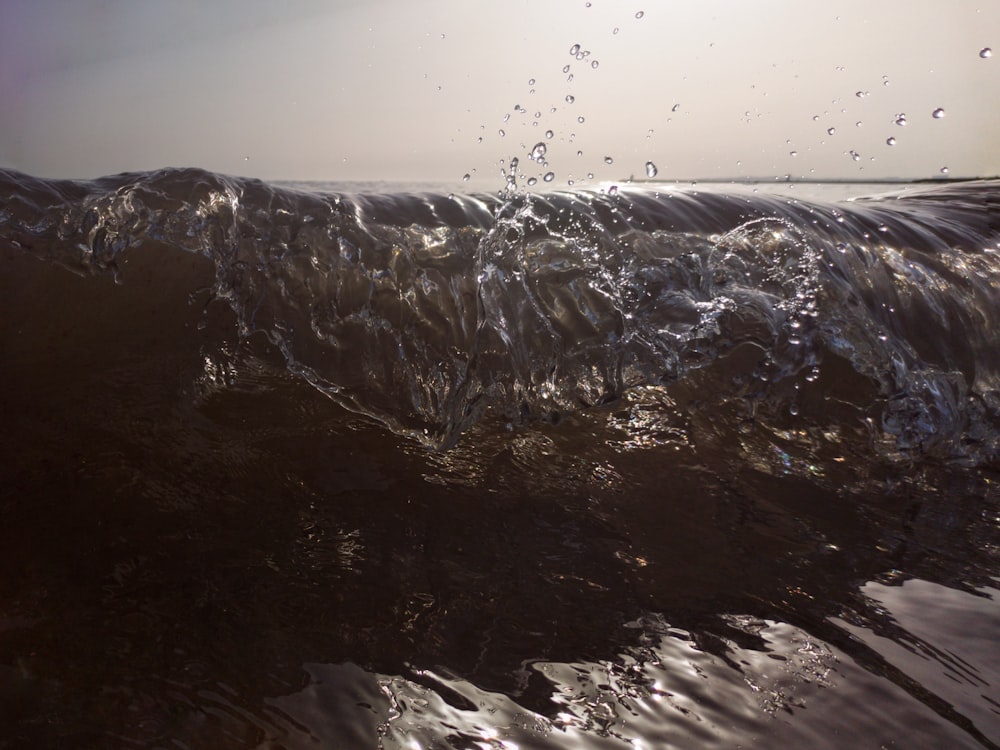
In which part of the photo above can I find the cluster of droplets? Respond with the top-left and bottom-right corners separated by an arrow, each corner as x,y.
797,47 -> 977,177
465,8 -> 657,193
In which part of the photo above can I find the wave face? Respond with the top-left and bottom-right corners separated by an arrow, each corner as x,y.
3,168 -> 999,462
2,169 -> 1000,749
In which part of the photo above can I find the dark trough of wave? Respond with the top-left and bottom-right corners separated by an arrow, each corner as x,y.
1,168 -> 999,748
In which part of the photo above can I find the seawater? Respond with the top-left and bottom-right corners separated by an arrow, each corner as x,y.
1,169 -> 998,749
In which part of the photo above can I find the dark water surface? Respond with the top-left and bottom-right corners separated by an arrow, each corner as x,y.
1,169 -> 998,748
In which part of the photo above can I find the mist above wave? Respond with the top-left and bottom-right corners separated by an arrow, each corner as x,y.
1,168 -> 998,464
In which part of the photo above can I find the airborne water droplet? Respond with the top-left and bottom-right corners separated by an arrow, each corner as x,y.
527,176 -> 538,186
498,129 -> 506,137
463,173 -> 470,181
569,44 -> 581,55
980,47 -> 992,59
645,161 -> 658,177
940,166 -> 949,174
827,127 -> 836,135
886,136 -> 896,146
545,130 -> 554,139
635,11 -> 645,19
530,142 -> 547,160
932,107 -> 946,119
565,94 -> 575,104
591,60 -> 599,69
604,156 -> 614,164
543,172 -> 555,182
894,113 -> 907,126
849,150 -> 861,161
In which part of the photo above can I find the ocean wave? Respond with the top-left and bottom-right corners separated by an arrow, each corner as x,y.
2,168 -> 998,464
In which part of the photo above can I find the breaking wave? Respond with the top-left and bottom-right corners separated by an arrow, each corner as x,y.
2,168 -> 998,464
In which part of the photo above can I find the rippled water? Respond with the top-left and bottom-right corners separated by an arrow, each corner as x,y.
1,169 -> 998,748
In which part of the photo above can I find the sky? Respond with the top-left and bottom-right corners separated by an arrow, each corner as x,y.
0,0 -> 996,187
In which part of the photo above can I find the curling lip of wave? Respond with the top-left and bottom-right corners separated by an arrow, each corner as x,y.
1,168 -> 998,462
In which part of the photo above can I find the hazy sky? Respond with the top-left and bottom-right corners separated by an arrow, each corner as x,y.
1,0 -> 996,187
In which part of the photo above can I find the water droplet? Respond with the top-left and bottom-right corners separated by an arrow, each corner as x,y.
498,129 -> 505,137
613,26 -> 620,34
587,172 -> 594,179
565,94 -> 575,104
577,116 -> 585,123
645,161 -> 658,177
894,113 -> 907,126
462,173 -> 470,181
569,44 -> 581,55
855,121 -> 863,128
544,130 -> 553,140
604,156 -> 614,164
940,166 -> 949,174
980,47 -> 992,59
855,90 -> 866,98
932,107 -> 946,119
528,78 -> 535,86
530,142 -> 547,160
577,150 -> 583,157
827,127 -> 836,135
849,150 -> 861,161
543,172 -> 555,182
886,136 -> 896,146
671,103 -> 680,112
789,403 -> 800,416
608,185 -> 619,196
635,10 -> 645,19
503,113 -> 511,123
591,60 -> 599,69
563,65 -> 571,74
789,150 -> 798,157
527,176 -> 538,186
510,156 -> 519,171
